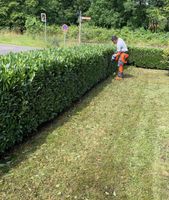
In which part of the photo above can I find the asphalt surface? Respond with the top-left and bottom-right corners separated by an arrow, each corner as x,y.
0,44 -> 37,55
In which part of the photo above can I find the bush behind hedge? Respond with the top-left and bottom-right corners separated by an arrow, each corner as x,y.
128,46 -> 169,69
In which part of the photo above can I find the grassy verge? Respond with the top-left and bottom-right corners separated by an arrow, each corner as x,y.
0,67 -> 169,200
0,32 -> 47,48
0,28 -> 169,48
0,32 -> 79,48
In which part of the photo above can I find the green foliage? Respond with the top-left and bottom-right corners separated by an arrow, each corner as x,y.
25,16 -> 43,35
66,25 -> 169,48
0,0 -> 169,31
88,0 -> 169,30
0,45 -> 114,154
129,46 -> 169,69
0,44 -> 168,154
163,48 -> 169,65
147,7 -> 168,31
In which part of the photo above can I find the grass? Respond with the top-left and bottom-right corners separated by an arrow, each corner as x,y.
0,31 -> 47,48
80,25 -> 169,48
0,67 -> 169,200
0,28 -> 169,49
0,31 -> 79,48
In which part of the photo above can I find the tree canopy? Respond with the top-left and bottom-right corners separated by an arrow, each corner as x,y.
0,0 -> 168,31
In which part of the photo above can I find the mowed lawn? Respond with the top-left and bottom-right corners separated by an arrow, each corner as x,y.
0,67 -> 169,200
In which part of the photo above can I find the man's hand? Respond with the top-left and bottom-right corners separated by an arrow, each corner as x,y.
112,54 -> 117,61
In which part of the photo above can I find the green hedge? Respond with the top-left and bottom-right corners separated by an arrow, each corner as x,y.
0,45 -> 115,154
129,46 -> 169,69
1,44 -> 168,153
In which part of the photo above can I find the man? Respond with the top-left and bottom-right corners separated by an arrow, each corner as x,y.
111,36 -> 129,80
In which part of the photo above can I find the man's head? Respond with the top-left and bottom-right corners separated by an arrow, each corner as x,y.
111,35 -> 118,44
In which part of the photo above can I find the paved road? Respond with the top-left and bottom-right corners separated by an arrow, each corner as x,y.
0,44 -> 37,55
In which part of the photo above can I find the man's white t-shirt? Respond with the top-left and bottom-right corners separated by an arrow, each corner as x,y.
117,38 -> 128,52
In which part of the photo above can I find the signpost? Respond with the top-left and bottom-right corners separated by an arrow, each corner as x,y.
62,24 -> 69,47
78,11 -> 91,45
81,17 -> 91,20
79,11 -> 82,45
41,13 -> 47,42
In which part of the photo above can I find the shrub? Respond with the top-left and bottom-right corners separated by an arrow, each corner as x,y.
1,44 -> 168,154
25,17 -> 43,35
129,46 -> 169,69
0,45 -> 115,154
163,48 -> 169,66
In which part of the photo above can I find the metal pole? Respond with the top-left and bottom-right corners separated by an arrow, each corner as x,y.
45,20 -> 47,42
79,11 -> 82,45
64,32 -> 66,47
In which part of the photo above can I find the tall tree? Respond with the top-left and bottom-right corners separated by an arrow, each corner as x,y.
0,0 -> 168,31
